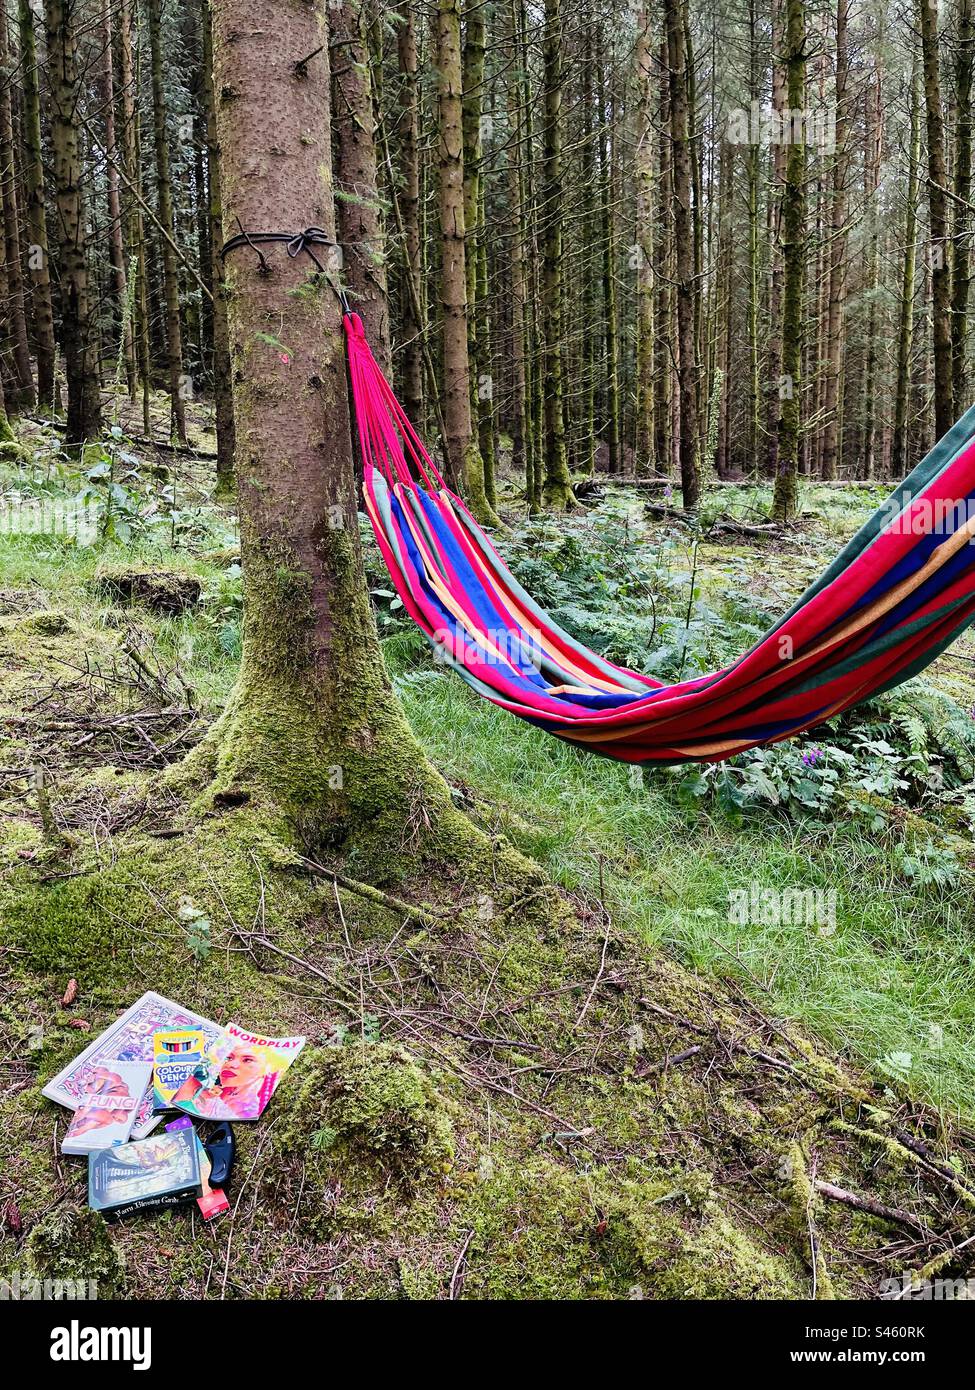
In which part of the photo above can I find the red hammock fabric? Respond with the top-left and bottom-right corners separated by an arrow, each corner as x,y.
346,311 -> 975,764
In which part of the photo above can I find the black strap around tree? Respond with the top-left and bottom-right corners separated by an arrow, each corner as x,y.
221,218 -> 350,312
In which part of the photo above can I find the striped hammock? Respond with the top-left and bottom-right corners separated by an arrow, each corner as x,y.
347,312 -> 975,764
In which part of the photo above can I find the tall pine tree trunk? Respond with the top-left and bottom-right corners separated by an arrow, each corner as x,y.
45,0 -> 102,446
0,2 -> 34,410
820,0 -> 849,481
633,8 -> 655,473
953,0 -> 974,410
18,0 -> 56,410
771,0 -> 806,521
206,0 -> 499,867
893,57 -> 921,480
665,0 -> 699,507
201,0 -> 235,493
919,0 -> 953,437
148,0 -> 187,443
539,0 -> 574,507
332,0 -> 391,371
436,0 -> 498,522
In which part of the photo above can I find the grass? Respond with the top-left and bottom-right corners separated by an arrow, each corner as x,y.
4,430 -> 975,1121
391,648 -> 975,1119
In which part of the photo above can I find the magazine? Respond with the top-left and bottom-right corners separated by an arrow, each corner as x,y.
171,1021 -> 306,1121
43,992 -> 222,1139
88,1127 -> 202,1221
61,1061 -> 153,1155
153,1029 -> 209,1111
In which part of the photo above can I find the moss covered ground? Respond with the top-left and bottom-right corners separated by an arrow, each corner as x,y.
3,410 -> 975,1299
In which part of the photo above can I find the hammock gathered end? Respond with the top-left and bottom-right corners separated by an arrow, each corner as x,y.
346,311 -> 975,765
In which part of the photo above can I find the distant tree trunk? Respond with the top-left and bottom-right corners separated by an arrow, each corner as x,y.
665,0 -> 699,507
99,0 -> 132,392
715,137 -> 734,477
462,5 -> 495,508
953,0 -> 974,410
119,0 -> 152,431
861,55 -> 883,480
820,0 -> 849,481
539,0 -> 573,507
506,0 -> 529,489
437,0 -> 498,522
148,0 -> 187,443
893,58 -> 921,481
919,0 -> 954,437
396,2 -> 424,425
653,37 -> 671,474
746,0 -> 762,469
771,0 -> 805,522
634,9 -> 655,473
332,0 -> 390,372
45,0 -> 102,446
0,1 -> 35,409
17,0 -> 56,410
764,0 -> 786,478
598,36 -> 620,475
201,0 -> 235,492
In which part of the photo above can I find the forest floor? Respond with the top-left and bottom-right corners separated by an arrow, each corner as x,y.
3,397 -> 975,1299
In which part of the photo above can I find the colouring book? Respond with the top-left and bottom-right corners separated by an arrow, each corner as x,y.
43,992 -> 222,1138
171,1021 -> 305,1120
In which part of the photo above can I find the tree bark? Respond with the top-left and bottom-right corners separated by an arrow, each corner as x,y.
45,0 -> 102,446
17,0 -> 56,410
893,57 -> 921,481
820,0 -> 849,481
332,0 -> 391,372
0,0 -> 35,409
771,0 -> 805,521
538,0 -> 573,508
665,0 -> 699,507
919,0 -> 954,437
436,0 -> 498,522
201,0 -> 235,493
148,0 -> 188,443
634,8 -> 655,473
99,0 -> 132,392
953,0 -> 974,410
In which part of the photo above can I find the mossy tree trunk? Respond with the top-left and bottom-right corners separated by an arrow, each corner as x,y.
201,0 -> 235,493
207,0 -> 475,859
17,0 -> 56,411
119,0 -> 152,432
436,0 -> 499,523
598,33 -> 620,477
893,57 -> 921,481
539,0 -> 574,508
99,0 -> 133,395
0,1 -> 35,411
506,0 -> 529,488
665,0 -> 699,508
148,0 -> 187,445
820,0 -> 849,482
953,0 -> 974,411
918,0 -> 953,438
771,0 -> 805,522
45,0 -> 102,447
634,8 -> 655,475
332,0 -> 391,374
653,36 -> 671,475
